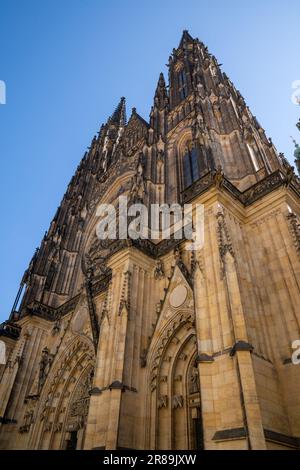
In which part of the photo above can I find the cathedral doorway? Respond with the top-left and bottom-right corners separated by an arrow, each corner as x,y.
187,358 -> 204,450
32,340 -> 95,450
148,314 -> 204,450
61,366 -> 93,450
66,431 -> 78,450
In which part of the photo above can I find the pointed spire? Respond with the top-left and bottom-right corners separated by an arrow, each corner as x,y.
158,71 -> 166,87
110,96 -> 126,126
178,29 -> 194,49
154,72 -> 168,110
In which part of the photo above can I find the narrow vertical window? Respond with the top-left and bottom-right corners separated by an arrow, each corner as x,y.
183,151 -> 192,188
190,147 -> 200,181
247,143 -> 260,172
183,145 -> 199,188
178,70 -> 188,101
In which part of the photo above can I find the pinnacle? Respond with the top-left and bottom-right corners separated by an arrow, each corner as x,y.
110,96 -> 127,126
178,29 -> 194,48
154,72 -> 168,110
158,72 -> 166,87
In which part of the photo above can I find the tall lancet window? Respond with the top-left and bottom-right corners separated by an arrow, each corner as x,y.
178,69 -> 188,101
246,143 -> 260,172
183,143 -> 200,188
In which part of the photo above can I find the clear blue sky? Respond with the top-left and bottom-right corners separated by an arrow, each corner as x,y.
0,0 -> 299,323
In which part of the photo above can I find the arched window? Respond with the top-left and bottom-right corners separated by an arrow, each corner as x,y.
183,143 -> 200,188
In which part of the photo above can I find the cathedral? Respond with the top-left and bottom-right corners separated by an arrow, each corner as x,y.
0,31 -> 300,450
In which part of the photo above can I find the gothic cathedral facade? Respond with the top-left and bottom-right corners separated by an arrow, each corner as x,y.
0,31 -> 300,450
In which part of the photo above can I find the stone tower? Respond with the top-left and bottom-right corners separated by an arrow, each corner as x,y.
0,31 -> 300,450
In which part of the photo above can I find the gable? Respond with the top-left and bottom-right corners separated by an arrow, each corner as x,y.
154,264 -> 194,335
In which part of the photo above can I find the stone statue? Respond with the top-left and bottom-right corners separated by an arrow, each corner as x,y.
189,365 -> 200,394
130,159 -> 146,203
154,259 -> 165,280
38,347 -> 53,393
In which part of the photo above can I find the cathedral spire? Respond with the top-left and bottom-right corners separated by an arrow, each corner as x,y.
154,72 -> 168,110
109,96 -> 127,127
178,29 -> 194,49
168,31 -> 195,109
150,72 -> 168,138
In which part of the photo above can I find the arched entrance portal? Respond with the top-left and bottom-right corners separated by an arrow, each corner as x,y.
64,365 -> 94,450
29,339 -> 95,450
148,312 -> 204,450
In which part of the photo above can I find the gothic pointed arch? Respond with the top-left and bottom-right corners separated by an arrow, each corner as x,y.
145,262 -> 203,450
27,336 -> 95,449
146,311 -> 203,449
